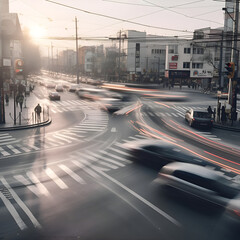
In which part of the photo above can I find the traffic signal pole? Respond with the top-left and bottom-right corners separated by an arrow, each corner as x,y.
230,0 -> 239,120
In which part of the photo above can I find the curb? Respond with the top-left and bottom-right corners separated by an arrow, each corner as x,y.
213,123 -> 240,132
0,118 -> 52,131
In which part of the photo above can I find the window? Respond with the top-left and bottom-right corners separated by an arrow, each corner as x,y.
184,48 -> 191,54
152,49 -> 154,54
183,62 -> 190,69
168,45 -> 178,54
192,62 -> 203,69
193,48 -> 204,54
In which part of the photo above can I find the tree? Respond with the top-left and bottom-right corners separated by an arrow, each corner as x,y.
22,29 -> 41,76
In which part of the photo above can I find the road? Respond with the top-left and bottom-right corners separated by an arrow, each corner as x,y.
0,77 -> 240,240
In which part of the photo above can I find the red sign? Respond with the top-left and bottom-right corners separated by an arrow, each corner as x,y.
171,55 -> 178,61
169,62 -> 177,69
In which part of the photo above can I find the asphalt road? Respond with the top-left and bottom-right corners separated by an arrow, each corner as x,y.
0,79 -> 239,240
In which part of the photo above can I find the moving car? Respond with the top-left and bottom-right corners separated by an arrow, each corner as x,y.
76,88 -> 108,101
185,108 -> 213,128
126,139 -> 214,169
68,84 -> 78,92
158,162 -> 240,206
55,84 -> 64,92
49,91 -> 60,100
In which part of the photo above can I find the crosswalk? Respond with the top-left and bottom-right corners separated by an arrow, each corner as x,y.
0,133 -> 147,197
0,110 -> 109,158
49,99 -> 99,113
0,133 -> 18,145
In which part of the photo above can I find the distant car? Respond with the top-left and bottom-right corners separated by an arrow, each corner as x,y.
55,84 -> 64,92
158,162 -> 240,206
126,139 -> 214,169
68,84 -> 78,92
49,91 -> 60,100
46,82 -> 56,89
185,109 -> 213,128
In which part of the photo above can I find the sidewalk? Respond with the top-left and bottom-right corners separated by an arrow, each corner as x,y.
0,92 -> 51,131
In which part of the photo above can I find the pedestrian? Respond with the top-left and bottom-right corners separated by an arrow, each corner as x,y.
34,103 -> 42,123
5,94 -> 9,106
207,106 -> 213,116
18,94 -> 24,112
16,93 -> 19,107
221,106 -> 226,125
217,103 -> 221,122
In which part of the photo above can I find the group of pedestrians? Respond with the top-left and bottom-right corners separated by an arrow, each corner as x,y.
208,104 -> 228,124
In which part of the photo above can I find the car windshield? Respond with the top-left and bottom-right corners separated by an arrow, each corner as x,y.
193,112 -> 211,118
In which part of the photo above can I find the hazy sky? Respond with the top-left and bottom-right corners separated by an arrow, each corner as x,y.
10,0 -> 226,54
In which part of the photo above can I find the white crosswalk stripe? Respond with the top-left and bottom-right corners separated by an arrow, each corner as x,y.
45,168 -> 68,189
58,164 -> 86,184
0,133 -> 16,144
7,145 -> 21,154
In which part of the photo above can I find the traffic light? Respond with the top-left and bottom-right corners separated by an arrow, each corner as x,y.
14,59 -> 24,74
225,62 -> 235,79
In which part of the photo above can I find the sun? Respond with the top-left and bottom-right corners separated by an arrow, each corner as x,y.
29,25 -> 46,39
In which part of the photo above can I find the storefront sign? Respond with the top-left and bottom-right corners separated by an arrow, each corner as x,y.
169,62 -> 177,69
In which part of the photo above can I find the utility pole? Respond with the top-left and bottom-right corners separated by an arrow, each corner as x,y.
229,0 -> 239,120
219,30 -> 224,89
75,17 -> 79,84
118,30 -> 121,82
51,42 -> 53,73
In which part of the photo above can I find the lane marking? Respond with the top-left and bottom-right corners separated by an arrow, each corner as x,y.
26,172 -> 50,196
7,145 -> 21,154
72,160 -> 101,179
0,177 -> 41,229
87,151 -> 125,167
14,175 -> 42,197
0,147 -> 10,156
58,164 -> 86,184
91,168 -> 180,226
0,192 -> 27,230
45,168 -> 68,189
100,150 -> 131,163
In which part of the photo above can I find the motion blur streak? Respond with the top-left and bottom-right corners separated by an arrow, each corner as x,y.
204,151 -> 240,166
126,104 -> 143,115
163,119 -> 240,157
136,121 -> 181,142
132,122 -> 240,175
154,102 -> 171,108
143,93 -> 186,98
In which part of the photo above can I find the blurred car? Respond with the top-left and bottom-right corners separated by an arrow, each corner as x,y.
55,84 -> 64,92
76,88 -> 108,101
185,109 -> 213,128
46,82 -> 56,89
68,84 -> 78,92
49,91 -> 60,100
126,139 -> 214,169
99,97 -> 124,113
158,162 -> 240,206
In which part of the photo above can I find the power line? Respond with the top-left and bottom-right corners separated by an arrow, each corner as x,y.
45,0 -> 193,33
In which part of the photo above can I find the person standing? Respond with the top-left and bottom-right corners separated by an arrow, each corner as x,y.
5,94 -> 9,106
34,103 -> 42,123
221,106 -> 226,125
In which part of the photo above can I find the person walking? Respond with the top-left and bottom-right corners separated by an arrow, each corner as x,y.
5,94 -> 9,106
221,106 -> 227,125
18,94 -> 24,112
34,103 -> 42,123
